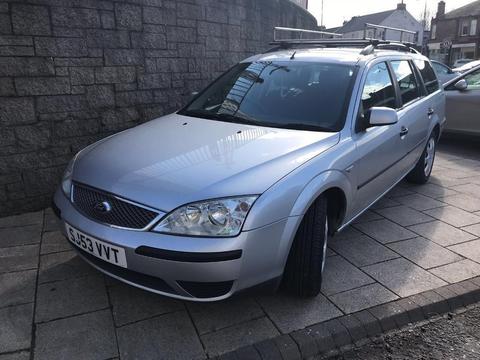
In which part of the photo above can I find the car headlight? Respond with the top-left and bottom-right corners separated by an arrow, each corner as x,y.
61,158 -> 75,198
153,196 -> 258,237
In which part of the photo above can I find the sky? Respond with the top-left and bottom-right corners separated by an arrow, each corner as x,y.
308,0 -> 476,28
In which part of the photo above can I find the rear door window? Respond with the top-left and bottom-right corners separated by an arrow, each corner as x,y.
414,60 -> 440,95
390,60 -> 421,106
361,62 -> 397,112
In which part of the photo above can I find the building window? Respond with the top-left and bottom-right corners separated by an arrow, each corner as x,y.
471,19 -> 478,36
460,19 -> 470,36
431,24 -> 436,39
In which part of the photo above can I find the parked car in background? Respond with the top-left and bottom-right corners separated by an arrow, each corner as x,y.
53,37 -> 446,301
453,58 -> 474,68
443,65 -> 480,136
431,60 -> 460,84
454,59 -> 480,73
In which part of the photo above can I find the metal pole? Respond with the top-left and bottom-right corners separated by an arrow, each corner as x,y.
321,0 -> 324,27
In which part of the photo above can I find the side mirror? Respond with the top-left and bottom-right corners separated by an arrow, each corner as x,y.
368,107 -> 398,127
454,79 -> 468,91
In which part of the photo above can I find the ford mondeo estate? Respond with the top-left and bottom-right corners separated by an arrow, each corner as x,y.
53,32 -> 446,301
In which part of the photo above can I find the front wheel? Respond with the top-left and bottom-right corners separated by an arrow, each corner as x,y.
406,133 -> 437,184
282,196 -> 328,297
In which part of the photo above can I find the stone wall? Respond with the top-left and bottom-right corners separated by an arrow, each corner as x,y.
0,0 -> 317,216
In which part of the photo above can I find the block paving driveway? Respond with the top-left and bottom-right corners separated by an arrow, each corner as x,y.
1,139 -> 480,359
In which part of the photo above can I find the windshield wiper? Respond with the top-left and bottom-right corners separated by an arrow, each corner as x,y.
181,110 -> 335,132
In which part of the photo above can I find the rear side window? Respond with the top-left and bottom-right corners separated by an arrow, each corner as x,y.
415,60 -> 440,94
390,60 -> 421,105
361,62 -> 396,112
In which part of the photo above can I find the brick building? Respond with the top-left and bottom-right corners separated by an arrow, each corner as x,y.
429,0 -> 480,65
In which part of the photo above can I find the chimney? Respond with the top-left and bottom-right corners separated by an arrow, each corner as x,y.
437,1 -> 446,18
397,2 -> 406,10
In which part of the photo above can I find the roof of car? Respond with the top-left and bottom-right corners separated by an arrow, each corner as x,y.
244,47 -> 427,66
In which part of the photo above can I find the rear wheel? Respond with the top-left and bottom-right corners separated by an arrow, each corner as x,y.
406,133 -> 437,184
282,196 -> 328,297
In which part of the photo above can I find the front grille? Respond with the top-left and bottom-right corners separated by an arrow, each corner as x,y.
72,183 -> 159,230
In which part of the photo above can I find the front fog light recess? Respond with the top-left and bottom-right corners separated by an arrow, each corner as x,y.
153,196 -> 258,237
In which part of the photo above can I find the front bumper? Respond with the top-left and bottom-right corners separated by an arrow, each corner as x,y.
53,188 -> 293,301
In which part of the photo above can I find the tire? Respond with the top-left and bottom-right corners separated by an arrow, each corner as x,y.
282,195 -> 328,297
406,132 -> 437,184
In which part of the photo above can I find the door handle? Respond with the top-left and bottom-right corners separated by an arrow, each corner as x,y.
400,126 -> 409,137
427,108 -> 435,116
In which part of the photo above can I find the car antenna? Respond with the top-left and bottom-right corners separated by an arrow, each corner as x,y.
290,51 -> 296,60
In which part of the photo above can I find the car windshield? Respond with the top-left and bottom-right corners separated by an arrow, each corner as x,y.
179,61 -> 357,132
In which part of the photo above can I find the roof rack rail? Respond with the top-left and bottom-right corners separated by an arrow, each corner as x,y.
267,26 -> 421,55
363,23 -> 418,44
273,27 -> 342,42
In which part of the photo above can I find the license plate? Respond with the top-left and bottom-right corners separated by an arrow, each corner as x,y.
65,223 -> 127,268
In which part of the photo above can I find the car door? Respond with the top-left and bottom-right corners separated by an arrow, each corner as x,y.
350,61 -> 405,216
389,59 -> 431,174
444,67 -> 480,136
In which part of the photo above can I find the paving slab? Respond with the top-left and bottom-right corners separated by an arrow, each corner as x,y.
386,187 -> 414,198
187,296 -> 263,335
354,219 -> 417,244
0,270 -> 36,308
38,250 -> 97,284
463,223 -> 480,237
448,239 -> 480,263
408,220 -> 477,247
329,235 -> 399,267
0,211 -> 43,228
43,208 -> 61,233
410,183 -> 458,198
328,283 -> 398,314
35,275 -> 109,323
375,205 -> 434,227
333,226 -> 362,241
453,183 -> 480,198
40,231 -> 71,255
424,206 -> 480,227
394,193 -> 446,211
370,196 -> 400,210
429,259 -> 480,283
34,309 -> 117,360
439,194 -> 480,212
258,293 -> 342,333
387,237 -> 463,269
117,311 -> 205,360
0,224 -> 42,248
362,258 -> 447,297
321,255 -> 374,296
0,303 -> 33,353
351,210 -> 383,224
0,351 -> 30,360
110,282 -> 184,327
201,316 -> 279,357
430,174 -> 471,188
0,245 -> 39,274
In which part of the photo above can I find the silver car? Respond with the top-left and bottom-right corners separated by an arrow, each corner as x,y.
53,41 -> 446,301
443,65 -> 480,136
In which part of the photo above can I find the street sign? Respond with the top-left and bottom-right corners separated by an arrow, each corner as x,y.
441,39 -> 452,49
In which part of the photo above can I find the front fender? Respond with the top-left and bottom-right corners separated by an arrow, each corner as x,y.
289,169 -> 354,219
